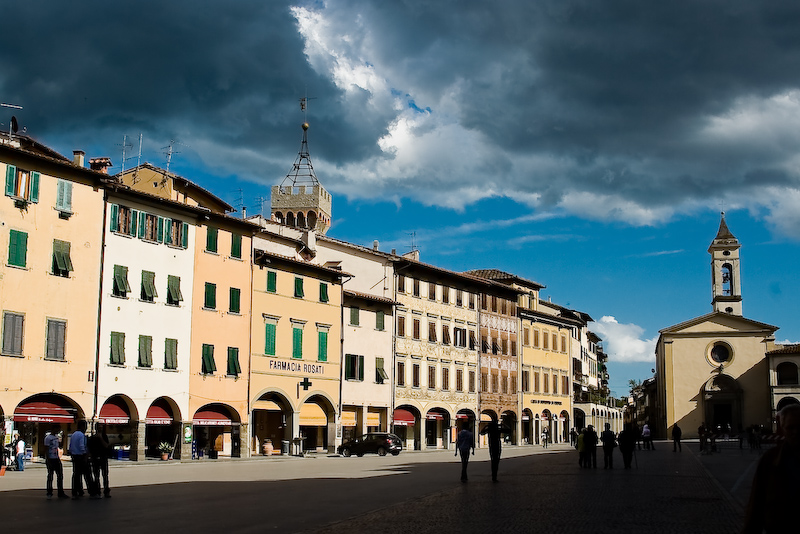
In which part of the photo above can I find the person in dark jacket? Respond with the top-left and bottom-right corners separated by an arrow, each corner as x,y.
480,421 -> 510,482
618,423 -> 636,469
600,423 -> 617,469
584,425 -> 599,468
672,423 -> 682,452
88,424 -> 112,497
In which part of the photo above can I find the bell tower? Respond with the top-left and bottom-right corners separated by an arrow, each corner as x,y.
708,212 -> 742,315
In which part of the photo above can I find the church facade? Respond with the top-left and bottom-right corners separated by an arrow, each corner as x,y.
654,215 -> 779,439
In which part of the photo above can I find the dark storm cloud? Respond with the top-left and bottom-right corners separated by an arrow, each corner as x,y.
4,1 -> 800,223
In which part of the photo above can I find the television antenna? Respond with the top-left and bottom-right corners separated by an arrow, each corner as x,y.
408,231 -> 417,252
2,102 -> 24,135
118,134 -> 142,179
161,139 -> 189,185
255,196 -> 268,217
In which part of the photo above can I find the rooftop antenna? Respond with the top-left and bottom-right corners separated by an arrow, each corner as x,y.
234,188 -> 245,217
133,133 -> 143,184
161,139 -> 188,185
254,195 -> 268,217
408,231 -> 417,252
2,102 -> 23,135
118,135 -> 133,175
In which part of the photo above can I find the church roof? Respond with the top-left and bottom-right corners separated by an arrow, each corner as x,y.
709,212 -> 739,250
715,216 -> 735,240
659,311 -> 778,335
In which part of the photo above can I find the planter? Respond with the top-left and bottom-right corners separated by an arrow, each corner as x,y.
263,440 -> 274,456
161,453 -> 169,461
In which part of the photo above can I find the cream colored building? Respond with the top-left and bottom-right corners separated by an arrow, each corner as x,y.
654,215 -> 779,438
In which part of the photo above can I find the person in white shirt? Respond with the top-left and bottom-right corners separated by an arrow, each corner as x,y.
44,426 -> 68,499
14,434 -> 26,471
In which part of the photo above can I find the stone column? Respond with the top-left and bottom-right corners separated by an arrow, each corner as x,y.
179,422 -> 192,461
131,421 -> 146,461
239,422 -> 249,458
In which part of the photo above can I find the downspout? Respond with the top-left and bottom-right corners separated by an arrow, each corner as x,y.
390,262 -> 396,434
245,232 -> 254,457
475,287 -> 482,448
92,189 -> 110,423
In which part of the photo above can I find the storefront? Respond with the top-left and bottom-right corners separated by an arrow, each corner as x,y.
298,401 -> 328,452
193,404 -> 240,459
251,397 -> 289,455
13,394 -> 81,459
425,408 -> 450,449
145,398 -> 181,459
97,396 -> 135,460
392,407 -> 418,450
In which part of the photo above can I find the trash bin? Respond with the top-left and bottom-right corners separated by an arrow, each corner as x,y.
281,440 -> 290,455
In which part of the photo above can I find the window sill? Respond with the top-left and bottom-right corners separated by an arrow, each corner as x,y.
111,231 -> 135,239
136,366 -> 153,370
225,374 -> 240,379
166,302 -> 181,308
44,357 -> 67,363
139,299 -> 156,304
204,249 -> 219,256
228,256 -> 243,262
56,208 -> 74,219
227,311 -> 241,316
1,352 -> 24,358
166,243 -> 187,250
202,307 -> 217,312
50,272 -> 71,279
111,293 -> 129,300
11,197 -> 31,208
5,263 -> 29,271
163,368 -> 179,373
108,363 -> 125,368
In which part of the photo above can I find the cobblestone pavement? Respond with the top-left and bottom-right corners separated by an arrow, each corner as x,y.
305,442 -> 748,534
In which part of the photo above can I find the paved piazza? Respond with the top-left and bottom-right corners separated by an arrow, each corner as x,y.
0,441 -> 760,533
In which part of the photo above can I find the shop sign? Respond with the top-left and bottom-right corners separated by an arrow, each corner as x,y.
269,360 -> 326,374
183,424 -> 193,444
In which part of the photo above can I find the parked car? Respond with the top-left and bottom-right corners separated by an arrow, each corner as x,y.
338,433 -> 402,457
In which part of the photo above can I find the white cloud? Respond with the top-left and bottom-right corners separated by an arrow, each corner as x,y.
591,316 -> 658,364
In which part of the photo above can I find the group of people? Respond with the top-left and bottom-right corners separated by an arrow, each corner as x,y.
573,423 -> 660,469
11,420 -> 112,500
455,420 -> 510,482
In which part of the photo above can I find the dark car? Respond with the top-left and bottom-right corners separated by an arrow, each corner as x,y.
338,433 -> 402,457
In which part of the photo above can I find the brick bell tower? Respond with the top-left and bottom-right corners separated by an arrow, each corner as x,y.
270,106 -> 332,235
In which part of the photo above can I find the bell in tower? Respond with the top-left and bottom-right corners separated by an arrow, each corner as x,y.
708,212 -> 742,315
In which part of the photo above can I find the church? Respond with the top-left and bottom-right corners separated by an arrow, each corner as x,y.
653,214 -> 780,439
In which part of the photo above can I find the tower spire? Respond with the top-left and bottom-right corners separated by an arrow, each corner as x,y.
708,213 -> 742,315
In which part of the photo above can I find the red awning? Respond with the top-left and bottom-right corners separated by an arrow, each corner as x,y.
98,398 -> 130,424
455,414 -> 469,420
426,412 -> 444,420
146,404 -> 174,425
392,408 -> 415,426
193,408 -> 234,426
14,400 -> 75,423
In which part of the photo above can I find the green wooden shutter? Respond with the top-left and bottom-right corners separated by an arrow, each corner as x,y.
376,310 -> 385,331
292,327 -> 303,358
227,347 -> 241,376
317,331 -> 327,362
5,165 -> 15,196
358,355 -> 364,381
165,338 -> 178,369
204,282 -> 216,309
137,211 -> 145,239
142,271 -> 157,300
110,204 -> 119,232
319,282 -> 328,303
163,218 -> 172,244
168,275 -> 183,304
350,306 -> 359,326
181,222 -> 189,248
128,209 -> 136,236
294,277 -> 304,298
231,234 -> 242,259
202,344 -> 216,374
8,230 -> 27,268
265,323 -> 276,355
229,287 -> 240,313
56,180 -> 66,211
29,172 -> 39,203
63,180 -> 72,212
267,271 -> 277,293
110,332 -> 125,365
157,216 -> 164,243
139,335 -> 152,367
206,227 -> 218,252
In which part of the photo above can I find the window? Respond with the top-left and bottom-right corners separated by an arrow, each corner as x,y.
397,316 -> 406,337
456,368 -> 463,392
266,271 -> 277,293
469,370 -> 476,393
413,318 -> 420,340
481,373 -> 488,392
523,328 -> 530,346
501,375 -> 508,394
522,370 -> 530,392
456,290 -> 463,307
428,321 -> 437,343
376,357 -> 389,384
227,347 -> 241,377
319,282 -> 329,303
165,338 -> 178,370
206,227 -> 218,252
500,299 -> 507,315
110,332 -> 125,365
138,335 -> 153,368
345,354 -> 364,381
264,321 -> 276,356
201,344 -> 216,374
113,265 -> 131,297
294,277 -> 304,298
562,376 -> 570,395
292,325 -> 303,359
4,165 -> 39,202
442,286 -> 449,304
543,373 -> 549,393
453,327 -> 466,347
534,329 -> 540,348
442,324 -> 451,345
397,274 -> 405,293
534,372 -> 540,392
55,179 -> 72,214
428,365 -> 436,389
511,340 -> 517,357
469,331 -> 477,351
7,229 -> 27,268
552,374 -> 558,394
543,331 -> 549,350
492,374 -> 499,393
777,362 -> 799,386
397,361 -> 405,386
350,306 -> 360,326
317,329 -> 328,362
140,213 -> 160,242
413,278 -> 420,297
413,364 -> 420,387
561,335 -> 567,353
511,375 -> 517,394
428,280 -> 436,300
167,275 -> 183,306
2,312 -> 24,355
710,342 -> 732,364
501,338 -> 508,355
229,287 -> 241,314
480,293 -> 487,310
45,319 -> 66,361
552,333 -> 558,351
166,219 -> 189,248
110,204 -> 136,236
141,271 -> 157,302
52,240 -> 74,277
231,234 -> 242,259
442,367 -> 450,390
204,282 -> 216,309
376,310 -> 385,331
491,295 -> 497,312
469,293 -> 475,309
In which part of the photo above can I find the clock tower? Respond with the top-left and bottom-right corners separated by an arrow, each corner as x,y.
708,212 -> 742,315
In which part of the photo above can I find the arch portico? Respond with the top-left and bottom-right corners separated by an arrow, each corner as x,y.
251,389 -> 294,456
393,403 -> 422,450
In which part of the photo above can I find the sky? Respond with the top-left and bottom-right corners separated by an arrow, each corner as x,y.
3,1 -> 800,398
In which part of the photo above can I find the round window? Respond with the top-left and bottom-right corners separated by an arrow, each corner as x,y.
710,343 -> 731,364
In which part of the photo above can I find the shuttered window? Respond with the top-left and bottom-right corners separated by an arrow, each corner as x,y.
231,234 -> 242,259
376,357 -> 388,383
2,312 -> 24,355
396,362 -> 405,386
229,287 -> 241,314
413,319 -> 420,340
428,322 -> 437,342
7,229 -> 27,268
113,265 -> 131,297
292,326 -> 303,358
456,368 -> 464,392
442,324 -> 451,345
265,322 -> 276,356
4,165 -> 39,202
52,240 -> 74,277
45,319 -> 66,361
317,330 -> 328,362
227,347 -> 241,376
56,179 -> 73,213
167,275 -> 183,305
376,310 -> 385,331
141,271 -> 157,302
138,335 -> 153,367
397,316 -> 405,337
350,306 -> 359,326
344,354 -> 364,381
294,277 -> 304,298
266,271 -> 277,293
110,332 -> 125,365
164,338 -> 178,370
201,344 -> 216,374
206,227 -> 218,252
204,282 -> 216,309
319,282 -> 329,303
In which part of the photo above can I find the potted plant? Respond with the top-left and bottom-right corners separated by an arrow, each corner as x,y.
157,441 -> 173,461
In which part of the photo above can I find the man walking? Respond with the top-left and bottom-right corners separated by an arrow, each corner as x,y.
481,421 -> 510,482
44,426 -> 68,499
14,433 -> 25,471
88,424 -> 112,497
454,420 -> 474,482
68,420 -> 97,499
584,425 -> 598,468
600,423 -> 616,469
672,423 -> 682,452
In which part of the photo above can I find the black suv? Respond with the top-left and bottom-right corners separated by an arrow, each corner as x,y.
338,433 -> 402,457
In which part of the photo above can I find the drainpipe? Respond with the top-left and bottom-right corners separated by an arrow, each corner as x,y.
475,288 -> 482,449
245,232 -> 254,457
92,190 -> 110,425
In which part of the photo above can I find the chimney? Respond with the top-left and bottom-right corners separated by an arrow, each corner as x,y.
373,240 -> 379,251
73,151 -> 85,167
391,248 -> 397,255
242,206 -> 247,219
89,157 -> 113,174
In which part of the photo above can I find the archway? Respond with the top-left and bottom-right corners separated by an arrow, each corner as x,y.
306,211 -> 318,229
252,391 -> 293,456
560,410 -> 571,443
455,409 -> 476,443
13,393 -> 83,459
501,410 -> 517,445
393,404 -> 421,450
541,409 -> 554,444
299,393 -> 336,453
573,407 -> 586,432
273,211 -> 284,224
144,397 -> 181,459
193,403 -> 242,458
777,396 -> 800,411
522,408 -> 534,445
777,362 -> 799,385
297,212 -> 307,229
703,374 -> 742,433
97,394 -> 139,460
425,407 -> 451,449
286,212 -> 296,227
